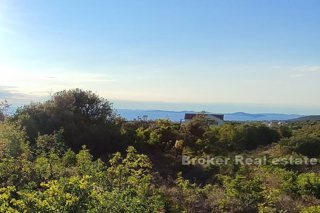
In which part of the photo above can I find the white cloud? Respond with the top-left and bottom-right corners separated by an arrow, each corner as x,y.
271,65 -> 281,69
0,64 -> 117,98
290,65 -> 320,78
0,86 -> 39,104
290,73 -> 304,78
294,65 -> 320,73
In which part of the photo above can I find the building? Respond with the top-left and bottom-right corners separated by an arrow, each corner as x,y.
184,113 -> 225,126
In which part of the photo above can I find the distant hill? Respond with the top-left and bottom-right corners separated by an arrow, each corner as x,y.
225,112 -> 302,121
116,109 -> 303,122
289,115 -> 320,122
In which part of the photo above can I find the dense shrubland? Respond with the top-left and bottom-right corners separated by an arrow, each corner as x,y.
1,89 -> 320,212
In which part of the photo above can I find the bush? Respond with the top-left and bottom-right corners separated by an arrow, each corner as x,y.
280,136 -> 320,157
297,173 -> 320,198
301,205 -> 320,213
0,122 -> 30,159
221,174 -> 264,211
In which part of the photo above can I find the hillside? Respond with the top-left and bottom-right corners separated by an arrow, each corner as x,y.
1,89 -> 320,213
289,115 -> 320,122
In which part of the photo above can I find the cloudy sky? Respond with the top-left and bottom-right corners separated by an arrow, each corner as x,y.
0,0 -> 320,114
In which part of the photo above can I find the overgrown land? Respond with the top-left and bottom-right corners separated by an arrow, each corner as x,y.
1,89 -> 320,212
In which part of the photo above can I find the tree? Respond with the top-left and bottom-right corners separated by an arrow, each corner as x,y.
278,125 -> 293,138
14,89 -> 123,156
103,146 -> 165,212
35,129 -> 66,156
147,120 -> 180,151
0,100 -> 9,122
181,115 -> 210,152
0,122 -> 30,159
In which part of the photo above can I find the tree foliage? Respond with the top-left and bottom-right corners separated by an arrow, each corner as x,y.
14,89 -> 123,155
0,100 -> 9,122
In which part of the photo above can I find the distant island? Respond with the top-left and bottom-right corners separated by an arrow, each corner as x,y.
117,109 -> 303,122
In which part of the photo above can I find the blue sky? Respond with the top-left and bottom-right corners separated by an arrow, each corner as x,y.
0,0 -> 320,114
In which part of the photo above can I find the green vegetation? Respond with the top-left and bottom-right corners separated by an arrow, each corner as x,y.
290,115 -> 320,122
1,89 -> 320,212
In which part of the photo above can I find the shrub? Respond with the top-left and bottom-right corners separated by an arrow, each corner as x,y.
301,205 -> 320,213
221,174 -> 264,211
297,173 -> 320,198
280,136 -> 320,157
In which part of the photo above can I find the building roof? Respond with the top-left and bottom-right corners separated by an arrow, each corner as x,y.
184,113 -> 224,121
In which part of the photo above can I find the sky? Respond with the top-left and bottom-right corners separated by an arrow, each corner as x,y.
0,0 -> 320,114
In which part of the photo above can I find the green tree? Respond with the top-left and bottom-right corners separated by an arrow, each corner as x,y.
35,129 -> 66,156
14,89 -> 123,156
0,122 -> 30,159
278,125 -> 293,138
0,100 -> 9,122
103,146 -> 165,212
